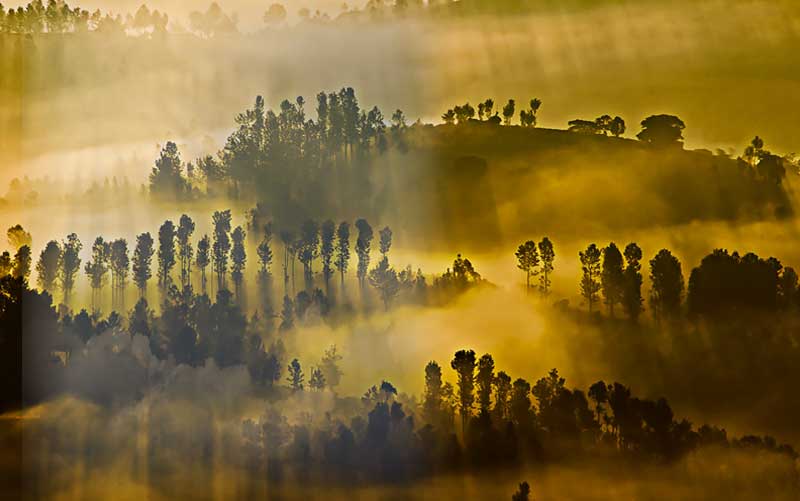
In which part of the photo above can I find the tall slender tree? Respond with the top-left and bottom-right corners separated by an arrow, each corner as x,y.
36,240 -> 61,295
110,239 -> 129,311
157,220 -> 177,290
649,249 -> 684,322
476,353 -> 495,415
298,219 -> 319,291
320,220 -> 335,295
515,240 -> 539,294
59,233 -> 82,306
177,214 -> 195,289
580,243 -> 602,313
355,219 -> 373,290
196,235 -> 211,295
335,222 -> 350,289
379,226 -> 392,258
231,226 -> 247,300
11,245 -> 31,281
622,243 -> 643,321
133,232 -> 154,299
212,210 -> 232,291
450,349 -> 476,436
601,243 -> 625,317
538,237 -> 555,297
423,361 -> 444,425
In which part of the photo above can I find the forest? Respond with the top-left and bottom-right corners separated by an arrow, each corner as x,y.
4,1 -> 800,499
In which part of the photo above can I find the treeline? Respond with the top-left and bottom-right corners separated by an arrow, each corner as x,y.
1,276 -> 794,481
242,348 -> 797,482
555,240 -> 800,320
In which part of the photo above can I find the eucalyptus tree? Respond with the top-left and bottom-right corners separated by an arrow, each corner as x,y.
133,232 -> 155,299
36,240 -> 61,295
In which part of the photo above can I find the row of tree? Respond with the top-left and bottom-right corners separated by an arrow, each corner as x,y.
441,98 -> 542,127
571,241 -> 799,320
0,1 -> 168,35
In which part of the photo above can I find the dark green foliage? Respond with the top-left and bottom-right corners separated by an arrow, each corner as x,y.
231,226 -> 247,299
601,243 -> 624,316
36,240 -> 61,294
515,240 -> 539,294
150,142 -> 190,200
355,219 -> 373,289
59,233 -> 82,305
451,349 -> 476,434
637,114 -> 686,148
649,249 -> 684,321
579,244 -> 602,312
157,220 -> 177,289
133,232 -> 154,298
621,243 -> 643,321
538,237 -> 555,297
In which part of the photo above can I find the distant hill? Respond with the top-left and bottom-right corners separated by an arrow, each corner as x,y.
377,122 -> 792,250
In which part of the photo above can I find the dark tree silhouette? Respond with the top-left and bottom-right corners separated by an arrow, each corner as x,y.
379,226 -> 392,258
177,214 -> 195,289
85,237 -> 109,312
109,238 -> 129,311
196,235 -> 211,295
0,252 -> 11,277
609,116 -> 626,137
451,349 -> 477,436
579,244 -> 602,313
287,358 -> 304,391
368,257 -> 400,310
320,220 -> 335,295
298,219 -> 319,291
59,233 -> 82,305
6,224 -> 31,250
279,295 -> 294,331
309,367 -> 326,391
493,371 -> 512,422
11,245 -> 31,281
601,243 -> 624,317
36,240 -> 61,294
335,222 -> 351,290
512,481 -> 531,501
320,345 -> 343,390
231,226 -> 247,300
649,249 -> 684,322
149,141 -> 189,199
212,210 -> 232,291
423,361 -> 444,425
637,114 -> 686,148
355,219 -> 374,290
515,240 -> 539,295
133,232 -> 154,299
157,220 -> 177,290
502,99 -> 516,126
622,243 -> 643,321
476,353 -> 495,414
538,237 -> 555,297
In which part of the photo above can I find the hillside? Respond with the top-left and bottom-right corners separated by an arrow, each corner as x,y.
378,122 -> 792,250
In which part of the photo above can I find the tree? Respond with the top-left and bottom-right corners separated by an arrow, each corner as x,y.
212,210 -> 232,291
149,141 -> 189,199
36,241 -> 61,294
335,222 -> 351,289
309,368 -> 326,391
109,238 -> 129,311
0,252 -> 11,277
379,226 -> 392,258
510,378 -> 533,427
442,109 -> 456,125
502,99 -> 516,126
157,220 -> 177,290
11,245 -> 31,281
355,219 -> 373,290
196,235 -> 211,295
59,233 -> 82,305
515,240 -> 539,294
493,371 -> 512,422
368,257 -> 400,310
177,214 -> 195,290
287,358 -> 304,391
609,116 -> 626,137
133,232 -> 154,299
637,115 -> 686,148
476,353 -> 494,414
512,481 -> 531,501
601,243 -> 624,317
85,236 -> 110,312
423,361 -> 444,425
320,220 -> 335,295
538,237 -> 555,297
279,295 -> 294,331
320,345 -> 343,390
450,349 -> 476,435
622,243 -> 644,321
6,224 -> 31,250
649,249 -> 684,322
257,225 -> 273,280
579,244 -> 602,313
263,3 -> 287,26
231,226 -> 247,300
483,99 -> 494,119
298,219 -> 319,291
519,98 -> 541,127
568,119 -> 600,134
